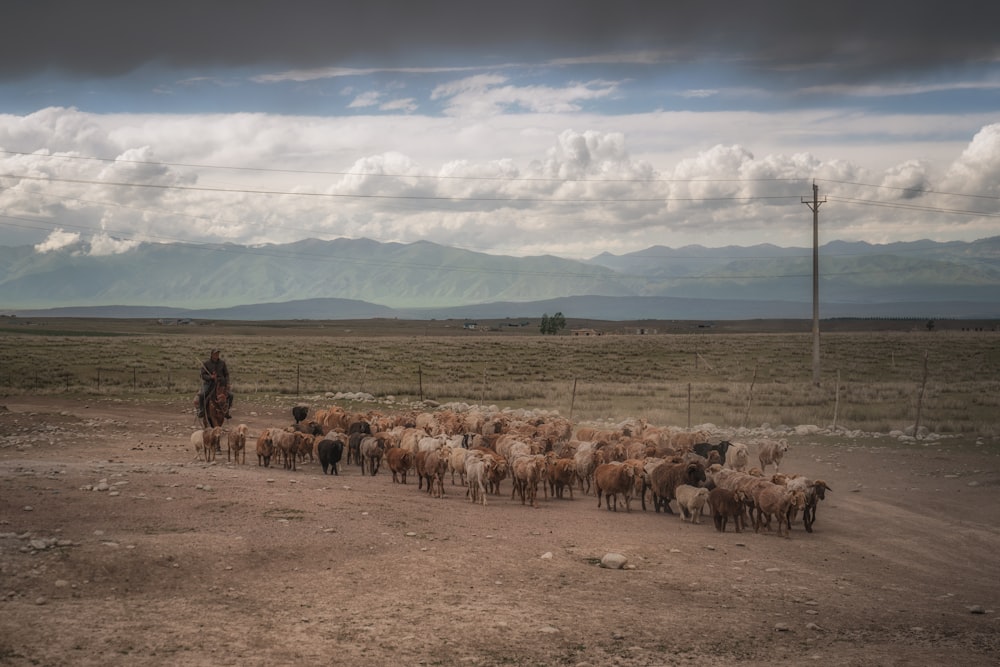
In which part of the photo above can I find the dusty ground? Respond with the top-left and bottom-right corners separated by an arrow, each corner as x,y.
0,395 -> 998,667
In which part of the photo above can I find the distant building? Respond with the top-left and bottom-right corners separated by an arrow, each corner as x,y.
463,321 -> 478,330
572,328 -> 602,336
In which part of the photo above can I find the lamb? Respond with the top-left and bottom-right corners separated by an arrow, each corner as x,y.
190,429 -> 205,461
757,439 -> 789,473
593,462 -> 637,512
648,459 -> 706,514
675,484 -> 710,523
708,487 -> 747,532
385,446 -> 414,484
255,428 -> 274,467
317,437 -> 344,475
227,424 -> 248,464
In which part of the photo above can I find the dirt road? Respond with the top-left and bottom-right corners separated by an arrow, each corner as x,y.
1,396 -> 998,666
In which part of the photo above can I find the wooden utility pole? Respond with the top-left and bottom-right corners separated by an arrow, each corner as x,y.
802,182 -> 826,386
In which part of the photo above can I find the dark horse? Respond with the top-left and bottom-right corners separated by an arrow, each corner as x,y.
201,380 -> 229,430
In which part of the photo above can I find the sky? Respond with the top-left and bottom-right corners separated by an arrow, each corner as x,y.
1,0 -> 999,260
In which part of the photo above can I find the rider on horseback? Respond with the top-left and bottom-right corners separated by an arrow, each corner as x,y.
197,349 -> 233,419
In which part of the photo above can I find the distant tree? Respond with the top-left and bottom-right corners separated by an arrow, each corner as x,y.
926,319 -> 935,332
540,312 -> 566,335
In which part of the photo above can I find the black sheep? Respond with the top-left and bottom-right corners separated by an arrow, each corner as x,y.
291,405 -> 309,424
317,438 -> 344,475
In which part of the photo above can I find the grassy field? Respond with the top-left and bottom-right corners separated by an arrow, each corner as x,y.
1,317 -> 998,435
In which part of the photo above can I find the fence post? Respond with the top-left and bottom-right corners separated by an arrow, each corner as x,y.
742,364 -> 758,428
914,351 -> 929,436
569,378 -> 578,420
832,369 -> 841,430
418,366 -> 423,402
687,383 -> 692,429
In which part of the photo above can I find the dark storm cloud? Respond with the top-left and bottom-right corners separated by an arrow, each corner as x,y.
4,1 -> 998,81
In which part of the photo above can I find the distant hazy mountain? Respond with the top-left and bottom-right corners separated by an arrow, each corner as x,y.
2,236 -> 999,320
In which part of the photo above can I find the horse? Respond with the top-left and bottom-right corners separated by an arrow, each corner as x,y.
201,380 -> 229,431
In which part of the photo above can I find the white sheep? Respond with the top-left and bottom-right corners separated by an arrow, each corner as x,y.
675,484 -> 710,523
725,442 -> 750,471
756,439 -> 789,473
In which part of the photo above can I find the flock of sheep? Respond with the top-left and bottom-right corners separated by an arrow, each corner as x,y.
189,404 -> 831,537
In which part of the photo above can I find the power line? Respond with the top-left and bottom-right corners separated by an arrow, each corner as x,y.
831,196 -> 1000,218
0,149 -> 807,185
0,171 -> 803,204
816,177 -> 1000,202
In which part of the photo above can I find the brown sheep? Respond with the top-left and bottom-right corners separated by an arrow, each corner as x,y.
649,459 -> 706,514
421,447 -> 450,498
272,429 -> 300,471
385,446 -> 414,484
594,462 -> 637,512
708,487 -> 747,532
201,427 -> 222,463
227,424 -> 248,464
256,428 -> 274,467
511,454 -> 546,507
753,484 -> 806,537
545,455 -> 577,500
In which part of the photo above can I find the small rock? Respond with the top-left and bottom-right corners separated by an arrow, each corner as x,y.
538,626 -> 559,634
540,552 -> 553,560
969,605 -> 986,614
35,597 -> 46,606
805,623 -> 822,631
600,553 -> 628,569
774,622 -> 790,632
22,506 -> 33,512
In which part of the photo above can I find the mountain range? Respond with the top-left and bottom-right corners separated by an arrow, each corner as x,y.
2,236 -> 999,320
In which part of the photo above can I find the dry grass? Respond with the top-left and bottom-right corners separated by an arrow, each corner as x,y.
1,319 -> 998,435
